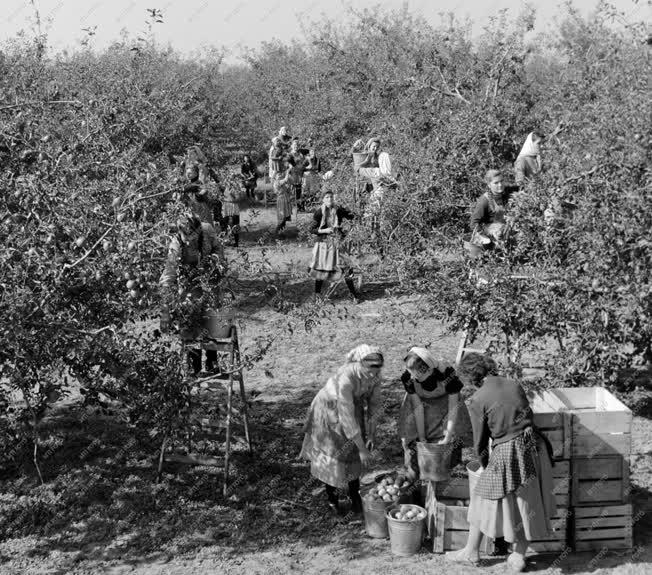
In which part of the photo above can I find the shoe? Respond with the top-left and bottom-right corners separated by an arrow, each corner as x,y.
445,549 -> 480,566
507,553 -> 527,573
491,538 -> 511,556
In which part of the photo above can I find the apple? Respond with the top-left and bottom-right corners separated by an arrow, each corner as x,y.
127,241 -> 136,251
75,236 -> 85,248
116,212 -> 125,222
129,289 -> 138,299
102,240 -> 111,251
126,280 -> 136,289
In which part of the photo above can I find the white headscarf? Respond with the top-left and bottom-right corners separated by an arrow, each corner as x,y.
405,347 -> 437,369
517,132 -> 542,170
346,344 -> 383,364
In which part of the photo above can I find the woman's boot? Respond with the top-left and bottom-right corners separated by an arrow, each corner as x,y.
324,484 -> 341,514
348,479 -> 363,513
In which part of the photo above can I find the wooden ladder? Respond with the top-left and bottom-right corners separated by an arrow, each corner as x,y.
454,323 -> 486,367
159,325 -> 252,496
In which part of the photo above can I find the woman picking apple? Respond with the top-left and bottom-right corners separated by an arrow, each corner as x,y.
159,212 -> 226,374
300,344 -> 384,515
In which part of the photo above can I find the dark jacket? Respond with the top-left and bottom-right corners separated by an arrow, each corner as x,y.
310,205 -> 355,242
470,186 -> 519,229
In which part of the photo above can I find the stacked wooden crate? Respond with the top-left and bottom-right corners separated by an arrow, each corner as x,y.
529,391 -> 572,552
531,387 -> 633,551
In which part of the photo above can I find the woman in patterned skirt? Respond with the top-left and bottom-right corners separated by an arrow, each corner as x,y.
300,345 -> 384,515
446,353 -> 556,572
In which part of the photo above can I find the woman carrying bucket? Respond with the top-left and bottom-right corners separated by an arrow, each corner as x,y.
446,353 -> 556,572
300,345 -> 384,515
397,347 -> 467,481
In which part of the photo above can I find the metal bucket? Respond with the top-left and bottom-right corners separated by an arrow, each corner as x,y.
361,491 -> 394,538
416,441 -> 452,482
202,307 -> 234,339
386,505 -> 426,556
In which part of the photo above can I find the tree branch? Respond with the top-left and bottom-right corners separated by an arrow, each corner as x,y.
0,100 -> 82,111
62,225 -> 115,272
563,165 -> 598,184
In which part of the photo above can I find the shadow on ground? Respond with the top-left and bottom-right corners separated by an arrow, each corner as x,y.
1,381 -> 650,574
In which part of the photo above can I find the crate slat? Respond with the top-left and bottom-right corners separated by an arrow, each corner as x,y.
571,503 -> 633,551
572,433 -> 631,457
443,505 -> 468,528
575,527 -> 632,540
573,504 -> 631,518
574,538 -> 633,551
572,411 -> 632,434
573,479 -> 628,505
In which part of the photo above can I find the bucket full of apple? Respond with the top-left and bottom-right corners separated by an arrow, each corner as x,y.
361,473 -> 414,538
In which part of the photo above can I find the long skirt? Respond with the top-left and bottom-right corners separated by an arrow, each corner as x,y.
308,240 -> 341,281
276,191 -> 292,224
222,200 -> 239,217
299,388 -> 364,488
468,434 -> 556,542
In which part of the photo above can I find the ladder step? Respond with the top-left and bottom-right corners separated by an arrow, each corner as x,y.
163,452 -> 223,466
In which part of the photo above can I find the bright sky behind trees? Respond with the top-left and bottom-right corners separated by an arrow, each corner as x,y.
2,0 -> 648,62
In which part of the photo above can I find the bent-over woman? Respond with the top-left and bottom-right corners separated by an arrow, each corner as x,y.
397,347 -> 467,479
447,353 -> 556,572
300,345 -> 384,515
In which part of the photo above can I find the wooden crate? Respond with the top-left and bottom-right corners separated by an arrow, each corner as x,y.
571,456 -> 630,506
572,504 -> 633,550
528,507 -> 571,553
551,459 -> 571,508
428,478 -> 569,554
535,387 -> 632,457
529,390 -> 572,460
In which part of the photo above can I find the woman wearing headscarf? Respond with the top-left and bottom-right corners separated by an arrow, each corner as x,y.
514,130 -> 544,186
356,137 -> 397,244
300,344 -> 384,514
446,353 -> 556,572
397,347 -> 468,479
308,191 -> 359,301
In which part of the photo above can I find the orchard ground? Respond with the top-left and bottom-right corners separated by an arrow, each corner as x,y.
1,199 -> 651,575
